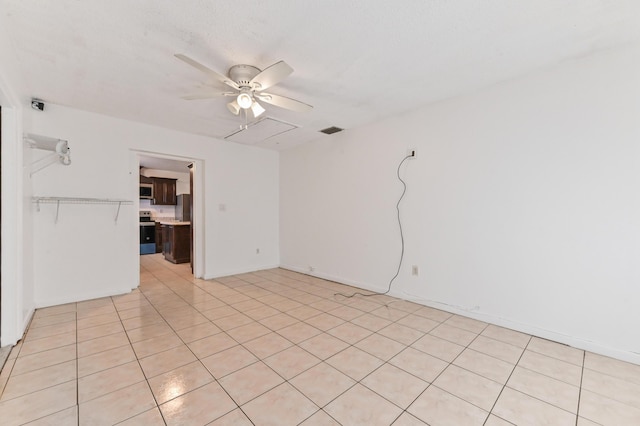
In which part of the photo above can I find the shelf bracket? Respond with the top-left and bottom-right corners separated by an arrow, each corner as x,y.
55,200 -> 61,224
114,201 -> 122,224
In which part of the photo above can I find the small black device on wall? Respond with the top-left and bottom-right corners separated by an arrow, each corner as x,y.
31,98 -> 45,111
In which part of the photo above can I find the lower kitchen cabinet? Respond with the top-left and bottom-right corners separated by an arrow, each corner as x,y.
155,222 -> 163,253
162,223 -> 190,264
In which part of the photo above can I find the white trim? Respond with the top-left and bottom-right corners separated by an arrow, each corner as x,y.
204,264 -> 281,280
279,264 -> 640,366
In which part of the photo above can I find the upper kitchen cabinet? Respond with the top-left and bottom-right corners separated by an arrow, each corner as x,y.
152,177 -> 177,205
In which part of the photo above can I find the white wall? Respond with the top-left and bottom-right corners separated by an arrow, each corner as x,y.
0,8 -> 34,346
280,45 -> 640,364
26,104 -> 279,307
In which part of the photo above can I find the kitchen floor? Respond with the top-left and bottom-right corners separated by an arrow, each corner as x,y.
0,255 -> 639,425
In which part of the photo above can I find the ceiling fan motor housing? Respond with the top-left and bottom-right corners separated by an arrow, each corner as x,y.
229,65 -> 261,88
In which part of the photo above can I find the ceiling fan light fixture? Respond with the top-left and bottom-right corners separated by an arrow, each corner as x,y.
237,92 -> 253,109
227,100 -> 240,115
250,101 -> 265,118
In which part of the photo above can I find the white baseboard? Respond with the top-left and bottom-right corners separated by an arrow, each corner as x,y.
34,286 -> 135,309
279,265 -> 640,366
204,264 -> 280,280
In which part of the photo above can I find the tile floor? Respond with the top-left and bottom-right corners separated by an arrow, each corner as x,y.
1,254 -> 639,425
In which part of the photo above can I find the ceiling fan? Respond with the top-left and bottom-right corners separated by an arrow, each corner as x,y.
175,54 -> 313,118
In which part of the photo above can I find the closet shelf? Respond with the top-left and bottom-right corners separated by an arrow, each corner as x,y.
32,197 -> 133,223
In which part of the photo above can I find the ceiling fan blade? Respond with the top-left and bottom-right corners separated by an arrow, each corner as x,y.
175,54 -> 239,90
256,93 -> 313,112
250,61 -> 293,91
181,92 -> 236,100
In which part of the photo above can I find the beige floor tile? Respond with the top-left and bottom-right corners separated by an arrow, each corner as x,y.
78,345 -> 137,377
187,333 -> 237,358
139,345 -> 197,378
576,417 -> 600,426
79,381 -> 156,425
148,361 -> 214,404
218,362 -> 284,405
355,333 -> 406,361
527,337 -> 584,366
581,367 -> 640,409
201,345 -> 258,378
453,348 -> 514,384
243,332 -> 293,358
203,306 -> 242,322
25,321 -> 76,342
29,312 -> 76,329
584,352 -> 640,386
468,335 -> 524,364
392,413 -> 428,425
131,332 -> 184,358
77,321 -> 124,343
290,362 -> 356,407
11,344 -> 76,376
226,322 -> 271,343
298,333 -> 350,360
212,312 -> 256,331
378,323 -> 424,345
444,315 -> 488,333
481,324 -> 531,348
325,383 -> 403,426
77,304 -> 117,319
165,311 -> 209,330
327,346 -> 384,381
362,363 -> 429,408
410,334 -> 465,362
32,304 -> 76,319
304,313 -> 345,331
0,357 -> 15,395
78,360 -> 146,403
0,381 -> 77,425
517,350 -> 582,386
259,312 -> 299,330
299,410 -> 341,425
434,364 -> 503,411
19,331 -> 76,356
243,382 -> 318,426
327,305 -> 364,321
508,366 -> 579,413
175,321 -> 221,342
493,387 -> 576,426
484,414 -> 515,426
1,360 -> 76,401
209,408 -> 253,425
24,405 -> 78,425
77,331 -> 130,358
126,323 -> 174,343
277,322 -> 323,344
414,306 -> 453,322
350,312 -> 393,331
77,312 -> 121,330
120,312 -> 165,330
244,305 -> 280,321
396,314 -> 439,333
429,323 -> 477,346
389,347 -> 448,383
327,322 -> 372,344
408,385 -> 488,426
117,407 -> 165,425
370,306 -> 409,322
264,346 -> 321,379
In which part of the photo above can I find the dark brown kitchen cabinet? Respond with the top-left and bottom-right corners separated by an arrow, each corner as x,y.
162,224 -> 190,264
151,178 -> 177,205
154,222 -> 163,253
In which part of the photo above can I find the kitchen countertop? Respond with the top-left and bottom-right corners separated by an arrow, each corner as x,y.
157,220 -> 191,226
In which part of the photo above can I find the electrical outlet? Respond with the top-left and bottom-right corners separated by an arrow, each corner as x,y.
411,265 -> 419,276
407,149 -> 417,158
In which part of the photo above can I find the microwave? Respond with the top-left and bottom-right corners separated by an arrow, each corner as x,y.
140,183 -> 153,199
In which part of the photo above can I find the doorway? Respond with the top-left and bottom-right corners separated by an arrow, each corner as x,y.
135,152 -> 204,281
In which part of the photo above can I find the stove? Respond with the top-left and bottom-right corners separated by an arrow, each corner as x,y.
139,210 -> 156,255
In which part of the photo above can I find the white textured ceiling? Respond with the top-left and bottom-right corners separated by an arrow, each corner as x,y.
2,0 -> 639,150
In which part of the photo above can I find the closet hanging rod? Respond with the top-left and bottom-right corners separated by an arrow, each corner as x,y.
32,197 -> 133,223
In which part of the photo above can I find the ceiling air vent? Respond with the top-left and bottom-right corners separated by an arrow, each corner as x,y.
319,126 -> 344,135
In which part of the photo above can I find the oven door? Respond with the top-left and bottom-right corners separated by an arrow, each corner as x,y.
140,222 -> 156,254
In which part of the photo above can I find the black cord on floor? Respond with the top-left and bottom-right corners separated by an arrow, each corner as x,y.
335,154 -> 412,299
